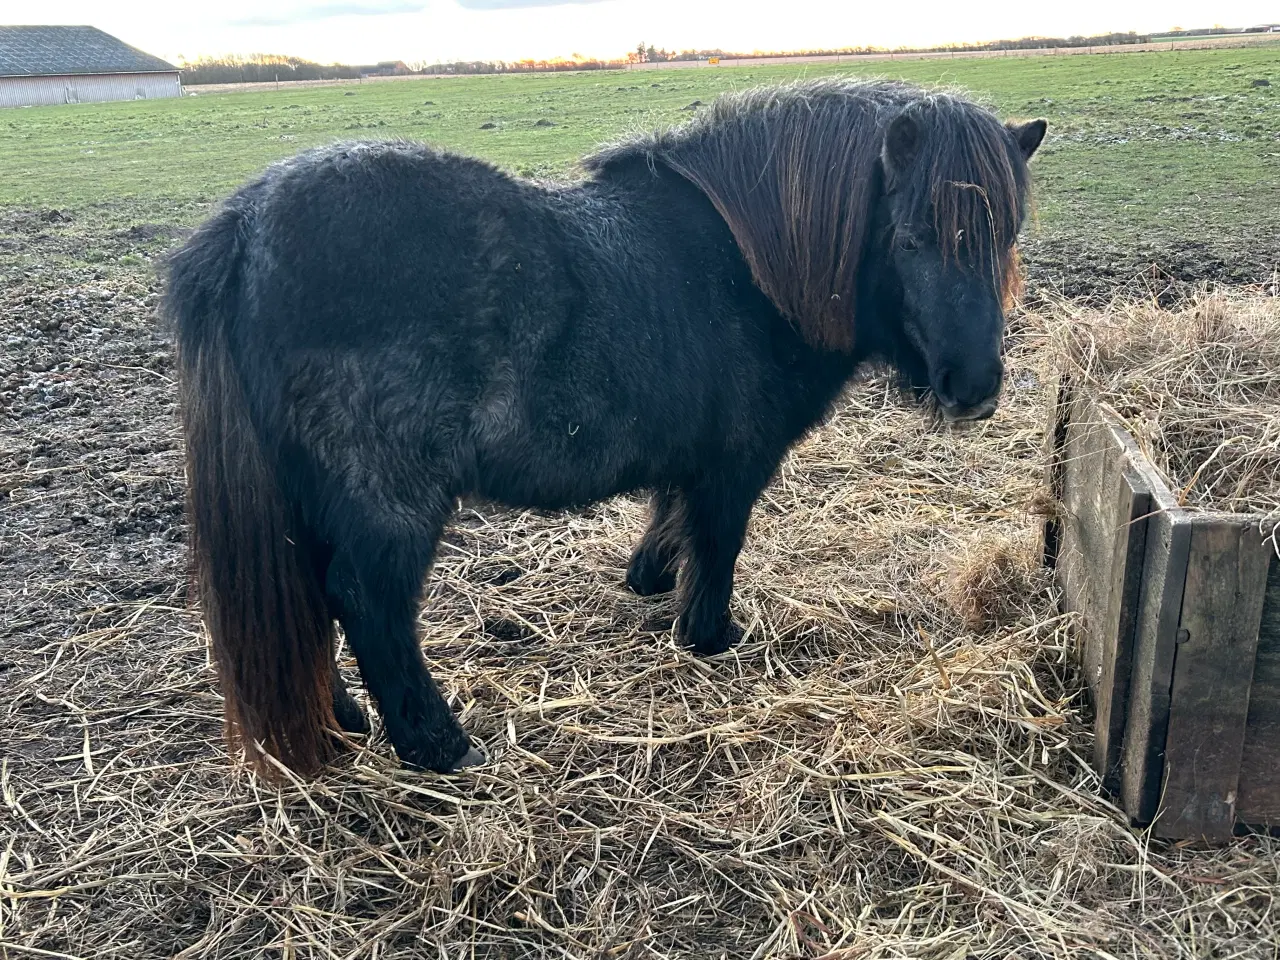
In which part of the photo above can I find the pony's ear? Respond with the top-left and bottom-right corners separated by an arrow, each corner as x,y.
881,112 -> 922,178
1007,119 -> 1047,160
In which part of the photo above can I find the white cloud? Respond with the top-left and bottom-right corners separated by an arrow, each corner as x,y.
456,0 -> 608,8
230,3 -> 428,27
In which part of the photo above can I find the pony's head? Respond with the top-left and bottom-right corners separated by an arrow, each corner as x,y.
584,80 -> 1045,421
873,100 -> 1045,421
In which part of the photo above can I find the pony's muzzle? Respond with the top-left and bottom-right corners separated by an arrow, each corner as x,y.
933,359 -> 1003,422
939,396 -> 1000,423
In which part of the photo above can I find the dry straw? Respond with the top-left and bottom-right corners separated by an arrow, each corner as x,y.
5,292 -> 1280,959
1044,287 -> 1280,525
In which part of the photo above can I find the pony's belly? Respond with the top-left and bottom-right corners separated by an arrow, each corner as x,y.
468,418 -> 667,511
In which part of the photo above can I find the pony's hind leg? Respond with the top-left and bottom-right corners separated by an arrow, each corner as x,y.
329,652 -> 370,735
626,488 -> 685,596
312,542 -> 371,736
675,470 -> 771,655
323,509 -> 479,772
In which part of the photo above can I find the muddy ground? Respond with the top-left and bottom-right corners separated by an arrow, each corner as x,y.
2,208 -> 1277,781
2,211 -> 1278,957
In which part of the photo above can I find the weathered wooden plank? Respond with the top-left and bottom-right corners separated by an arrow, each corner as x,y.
1238,549 -> 1280,826
1041,374 -> 1072,568
1052,395 -> 1152,789
1093,465 -> 1151,792
1155,521 -> 1271,840
1122,506 -> 1193,825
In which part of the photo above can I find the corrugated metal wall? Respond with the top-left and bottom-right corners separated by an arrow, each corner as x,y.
0,72 -> 181,108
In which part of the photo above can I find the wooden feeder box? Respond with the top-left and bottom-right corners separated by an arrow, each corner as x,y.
1044,385 -> 1280,841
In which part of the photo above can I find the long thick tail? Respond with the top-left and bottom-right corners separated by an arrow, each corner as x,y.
166,202 -> 338,778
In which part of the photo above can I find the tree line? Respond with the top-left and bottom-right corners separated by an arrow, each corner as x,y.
180,29 -> 1242,84
179,53 -> 623,83
627,31 -> 1153,63
179,55 -> 365,85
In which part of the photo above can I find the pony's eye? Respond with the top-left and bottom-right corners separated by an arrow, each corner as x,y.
899,236 -> 919,253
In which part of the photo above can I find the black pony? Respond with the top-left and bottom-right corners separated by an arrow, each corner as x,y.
166,79 -> 1045,777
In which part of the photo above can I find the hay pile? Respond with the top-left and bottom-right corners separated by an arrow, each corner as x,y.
1047,290 -> 1280,527
5,302 -> 1280,959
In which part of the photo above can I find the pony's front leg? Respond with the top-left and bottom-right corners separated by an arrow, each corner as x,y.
675,470 -> 771,655
626,487 -> 685,596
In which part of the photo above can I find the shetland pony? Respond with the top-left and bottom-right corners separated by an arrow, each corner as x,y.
165,79 -> 1045,776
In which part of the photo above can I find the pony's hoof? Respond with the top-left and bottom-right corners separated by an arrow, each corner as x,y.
452,745 -> 487,771
686,620 -> 744,656
333,695 -> 371,735
626,555 -> 677,596
394,725 -> 479,773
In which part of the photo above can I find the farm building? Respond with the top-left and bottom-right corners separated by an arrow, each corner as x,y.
0,25 -> 180,108
359,60 -> 414,77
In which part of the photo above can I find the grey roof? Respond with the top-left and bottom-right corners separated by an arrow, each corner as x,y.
0,25 -> 177,78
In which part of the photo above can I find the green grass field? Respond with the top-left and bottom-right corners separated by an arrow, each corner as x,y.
2,42 -> 1278,262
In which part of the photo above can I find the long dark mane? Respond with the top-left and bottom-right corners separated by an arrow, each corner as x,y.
584,79 -> 1032,351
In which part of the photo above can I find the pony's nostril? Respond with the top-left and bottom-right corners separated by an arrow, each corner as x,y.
935,362 -> 1002,409
986,368 -> 1005,401
935,370 -> 956,407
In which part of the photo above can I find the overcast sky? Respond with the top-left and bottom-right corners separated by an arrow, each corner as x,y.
2,1 -> 1276,65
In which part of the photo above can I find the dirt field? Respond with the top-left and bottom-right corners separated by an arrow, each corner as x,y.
3,199 -> 1279,959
